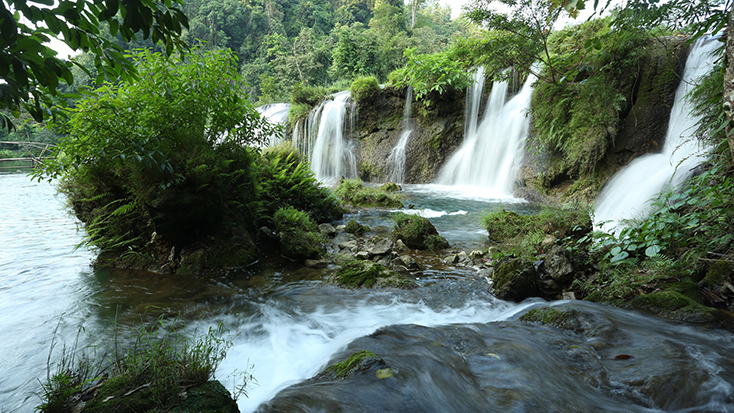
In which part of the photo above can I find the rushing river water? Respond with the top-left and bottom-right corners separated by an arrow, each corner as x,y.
2,173 -> 734,412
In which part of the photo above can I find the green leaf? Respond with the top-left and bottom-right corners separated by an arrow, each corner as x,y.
645,245 -> 661,257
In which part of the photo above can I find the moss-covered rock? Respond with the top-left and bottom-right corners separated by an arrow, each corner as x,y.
169,381 -> 239,413
492,257 -> 540,301
311,350 -> 391,383
333,260 -> 415,289
334,179 -> 403,208
629,281 -> 716,322
391,212 -> 449,250
345,219 -> 370,236
380,182 -> 402,192
80,379 -> 237,413
273,206 -> 326,260
519,308 -> 580,329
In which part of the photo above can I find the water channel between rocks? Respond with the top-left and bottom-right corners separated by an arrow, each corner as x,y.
2,173 -> 734,413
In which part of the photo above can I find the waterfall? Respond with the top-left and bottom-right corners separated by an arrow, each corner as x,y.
387,86 -> 414,183
256,103 -> 291,146
292,91 -> 357,184
594,37 -> 719,232
436,67 -> 535,196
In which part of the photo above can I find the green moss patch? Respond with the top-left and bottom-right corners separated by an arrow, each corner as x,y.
335,260 -> 414,289
391,212 -> 449,250
323,351 -> 381,379
334,179 -> 403,208
345,219 -> 370,236
520,308 -> 579,328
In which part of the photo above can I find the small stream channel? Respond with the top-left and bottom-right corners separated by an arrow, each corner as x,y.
2,173 -> 734,412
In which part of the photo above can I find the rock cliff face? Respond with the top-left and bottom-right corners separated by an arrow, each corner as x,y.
354,87 -> 465,183
347,37 -> 688,196
518,37 -> 690,203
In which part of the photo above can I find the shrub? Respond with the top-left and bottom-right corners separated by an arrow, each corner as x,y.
530,18 -> 648,177
334,179 -> 403,208
350,76 -> 380,103
37,317 -> 242,413
254,145 -> 344,226
33,48 -> 274,270
483,206 -> 591,245
273,206 -> 326,259
290,82 -> 328,106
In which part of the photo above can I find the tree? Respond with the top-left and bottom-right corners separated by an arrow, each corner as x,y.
0,0 -> 189,130
465,0 -> 567,83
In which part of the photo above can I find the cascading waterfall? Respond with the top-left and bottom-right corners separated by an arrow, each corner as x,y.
292,91 -> 357,183
387,86 -> 414,183
436,67 -> 535,196
594,37 -> 719,232
256,103 -> 291,146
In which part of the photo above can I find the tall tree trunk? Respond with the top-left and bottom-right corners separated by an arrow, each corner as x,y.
725,4 -> 734,163
411,0 -> 417,30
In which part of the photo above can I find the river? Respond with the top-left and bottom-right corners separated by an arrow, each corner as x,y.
2,173 -> 734,412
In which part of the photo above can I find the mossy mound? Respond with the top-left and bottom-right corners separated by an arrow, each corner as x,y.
519,308 -> 580,329
483,206 -> 591,244
492,257 -> 541,301
345,219 -> 370,236
334,179 -> 403,208
380,182 -> 402,192
334,260 -> 415,289
274,206 -> 326,260
628,281 -> 717,322
391,212 -> 449,250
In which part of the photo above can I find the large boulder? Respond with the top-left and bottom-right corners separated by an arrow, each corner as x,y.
391,212 -> 449,250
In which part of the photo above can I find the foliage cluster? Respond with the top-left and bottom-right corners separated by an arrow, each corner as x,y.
38,318 -> 239,413
350,76 -> 381,103
35,49 -> 342,270
255,144 -> 345,225
530,18 -> 649,177
334,179 -> 404,208
273,206 -> 327,259
388,48 -> 473,105
391,212 -> 449,250
34,49 -> 270,263
1,0 -> 188,130
483,206 -> 591,249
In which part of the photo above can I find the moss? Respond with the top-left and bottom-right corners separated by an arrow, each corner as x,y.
273,207 -> 326,259
350,76 -> 380,103
169,381 -> 238,413
380,182 -> 401,192
492,257 -> 540,301
704,261 -> 734,286
324,351 -> 381,379
334,179 -> 403,208
520,308 -> 579,328
336,261 -> 393,288
345,219 -> 370,236
83,375 -> 157,413
629,288 -> 716,321
391,213 -> 449,250
288,102 -> 313,125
